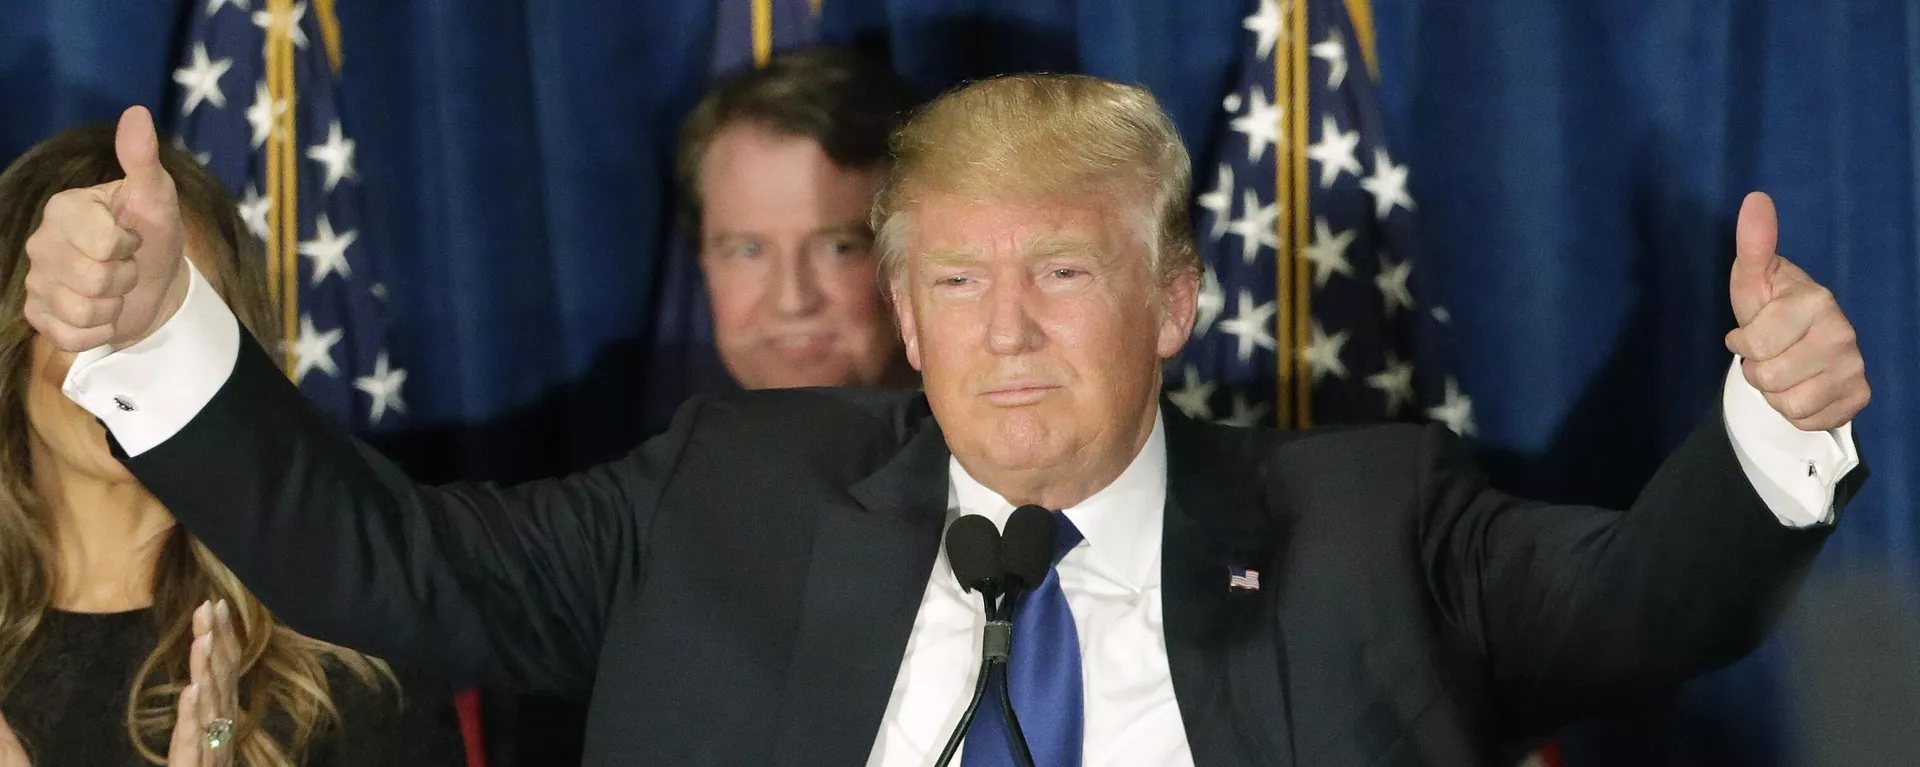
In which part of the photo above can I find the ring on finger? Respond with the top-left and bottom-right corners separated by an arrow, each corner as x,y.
205,716 -> 234,752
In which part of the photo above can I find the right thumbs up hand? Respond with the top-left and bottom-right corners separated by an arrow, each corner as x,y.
24,105 -> 189,352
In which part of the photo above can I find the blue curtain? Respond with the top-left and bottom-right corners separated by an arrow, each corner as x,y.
1365,0 -> 1920,763
2,1 -> 1915,763
322,0 -> 723,484
0,1 -> 179,152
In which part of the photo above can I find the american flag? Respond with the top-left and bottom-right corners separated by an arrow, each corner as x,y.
1179,7 -> 1556,766
169,0 -> 405,432
1170,0 -> 1469,436
1228,566 -> 1262,591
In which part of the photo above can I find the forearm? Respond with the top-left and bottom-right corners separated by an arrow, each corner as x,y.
1550,413 -> 1832,674
1427,414 -> 1848,732
69,263 -> 629,694
125,338 -> 551,686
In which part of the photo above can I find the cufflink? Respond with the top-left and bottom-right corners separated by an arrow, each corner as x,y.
112,395 -> 137,412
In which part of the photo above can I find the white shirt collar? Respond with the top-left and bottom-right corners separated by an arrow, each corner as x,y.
946,409 -> 1167,590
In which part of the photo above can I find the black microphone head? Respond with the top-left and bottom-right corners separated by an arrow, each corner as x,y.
1000,505 -> 1058,591
945,514 -> 1004,595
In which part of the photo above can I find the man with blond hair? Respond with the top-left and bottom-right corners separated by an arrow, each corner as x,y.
24,73 -> 1869,765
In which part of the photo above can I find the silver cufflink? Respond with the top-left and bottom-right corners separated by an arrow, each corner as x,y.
112,396 -> 137,412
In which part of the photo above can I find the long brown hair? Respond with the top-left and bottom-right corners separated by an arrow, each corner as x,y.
0,124 -> 393,766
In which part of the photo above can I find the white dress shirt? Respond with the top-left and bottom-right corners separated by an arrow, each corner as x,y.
67,260 -> 1863,765
866,413 -> 1189,767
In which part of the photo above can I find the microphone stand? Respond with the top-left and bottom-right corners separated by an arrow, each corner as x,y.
988,586 -> 1038,767
934,586 -> 1038,767
933,592 -> 1005,767
934,510 -> 1045,767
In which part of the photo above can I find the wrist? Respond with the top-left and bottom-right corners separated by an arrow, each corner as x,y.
114,260 -> 191,351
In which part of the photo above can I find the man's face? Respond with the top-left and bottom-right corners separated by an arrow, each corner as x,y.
698,123 -> 899,389
893,192 -> 1198,483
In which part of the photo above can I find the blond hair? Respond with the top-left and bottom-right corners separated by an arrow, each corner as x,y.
0,124 -> 394,767
871,74 -> 1198,291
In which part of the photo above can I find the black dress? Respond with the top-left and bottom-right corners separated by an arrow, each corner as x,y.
1,608 -> 466,766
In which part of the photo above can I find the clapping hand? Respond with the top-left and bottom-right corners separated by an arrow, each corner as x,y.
0,599 -> 240,766
170,599 -> 243,767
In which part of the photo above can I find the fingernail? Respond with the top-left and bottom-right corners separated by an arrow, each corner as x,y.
196,600 -> 210,621
215,599 -> 230,626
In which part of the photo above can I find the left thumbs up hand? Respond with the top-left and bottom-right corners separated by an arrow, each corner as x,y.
1724,191 -> 1870,431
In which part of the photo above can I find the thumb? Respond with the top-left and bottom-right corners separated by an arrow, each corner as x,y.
1730,191 -> 1779,326
110,106 -> 167,215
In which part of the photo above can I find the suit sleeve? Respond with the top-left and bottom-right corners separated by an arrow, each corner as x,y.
118,329 -> 704,698
314,663 -> 469,767
1416,411 -> 1868,734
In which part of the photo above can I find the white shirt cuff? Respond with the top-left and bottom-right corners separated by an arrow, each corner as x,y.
1722,356 -> 1859,528
61,260 -> 241,457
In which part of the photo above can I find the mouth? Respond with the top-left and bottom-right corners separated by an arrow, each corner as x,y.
980,384 -> 1060,406
765,333 -> 835,354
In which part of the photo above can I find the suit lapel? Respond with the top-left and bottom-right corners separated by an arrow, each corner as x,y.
1162,405 -> 1294,767
770,407 -> 951,766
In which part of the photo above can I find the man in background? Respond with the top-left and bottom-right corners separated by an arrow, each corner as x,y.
516,47 -> 923,766
675,46 -> 918,391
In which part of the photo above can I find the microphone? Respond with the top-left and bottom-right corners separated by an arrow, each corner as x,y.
935,514 -> 1005,767
982,505 -> 1057,767
997,505 -> 1057,619
946,514 -> 1006,601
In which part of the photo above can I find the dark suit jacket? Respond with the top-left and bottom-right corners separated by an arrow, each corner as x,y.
123,339 -> 1864,766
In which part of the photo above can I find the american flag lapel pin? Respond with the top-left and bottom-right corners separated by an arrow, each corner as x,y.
1228,566 -> 1261,592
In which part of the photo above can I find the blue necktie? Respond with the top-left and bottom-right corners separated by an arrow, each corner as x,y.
964,511 -> 1085,767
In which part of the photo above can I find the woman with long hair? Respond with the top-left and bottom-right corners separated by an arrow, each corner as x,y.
0,123 -> 464,766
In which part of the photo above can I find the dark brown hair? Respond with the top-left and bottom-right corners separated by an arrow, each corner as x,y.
675,46 -> 914,233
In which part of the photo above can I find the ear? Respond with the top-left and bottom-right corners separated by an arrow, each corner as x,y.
1156,266 -> 1200,359
890,278 -> 924,371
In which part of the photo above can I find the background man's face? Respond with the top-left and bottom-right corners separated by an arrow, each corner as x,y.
698,122 -> 898,389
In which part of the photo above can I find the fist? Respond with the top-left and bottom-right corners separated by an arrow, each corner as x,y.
1724,191 -> 1870,431
23,106 -> 188,352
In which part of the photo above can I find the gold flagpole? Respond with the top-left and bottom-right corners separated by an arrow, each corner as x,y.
269,0 -> 300,374
1288,0 -> 1313,429
1341,0 -> 1379,80
1272,1 -> 1294,429
752,0 -> 774,66
316,0 -> 346,73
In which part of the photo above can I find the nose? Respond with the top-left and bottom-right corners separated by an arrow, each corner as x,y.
984,279 -> 1044,356
771,249 -> 825,317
